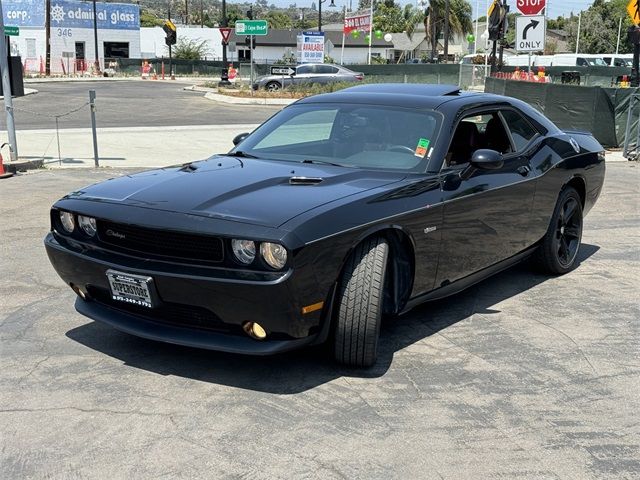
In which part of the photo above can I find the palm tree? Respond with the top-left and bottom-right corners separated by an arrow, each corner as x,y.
405,0 -> 473,61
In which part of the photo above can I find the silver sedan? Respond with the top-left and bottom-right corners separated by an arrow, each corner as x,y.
252,64 -> 364,91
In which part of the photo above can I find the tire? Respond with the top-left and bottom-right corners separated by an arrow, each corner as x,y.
333,237 -> 389,367
265,81 -> 281,92
533,186 -> 583,275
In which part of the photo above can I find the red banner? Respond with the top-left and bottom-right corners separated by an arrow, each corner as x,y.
343,12 -> 371,34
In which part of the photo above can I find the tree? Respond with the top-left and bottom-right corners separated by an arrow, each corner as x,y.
171,38 -> 209,60
140,9 -> 164,27
567,0 -> 633,54
266,11 -> 294,29
406,0 -> 473,60
373,1 -> 406,33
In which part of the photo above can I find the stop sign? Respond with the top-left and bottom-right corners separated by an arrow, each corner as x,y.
517,0 -> 546,16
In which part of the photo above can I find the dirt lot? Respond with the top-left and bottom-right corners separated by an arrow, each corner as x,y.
1,164 -> 638,479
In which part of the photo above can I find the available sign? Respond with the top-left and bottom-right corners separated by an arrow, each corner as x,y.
235,19 -> 268,36
343,10 -> 371,34
3,25 -> 19,36
516,0 -> 546,16
515,15 -> 546,52
297,31 -> 325,64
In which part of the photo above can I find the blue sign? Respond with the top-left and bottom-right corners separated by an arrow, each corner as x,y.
2,0 -> 46,28
51,0 -> 139,30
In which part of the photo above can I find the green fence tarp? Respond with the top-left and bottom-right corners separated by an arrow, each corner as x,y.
484,77 -> 638,148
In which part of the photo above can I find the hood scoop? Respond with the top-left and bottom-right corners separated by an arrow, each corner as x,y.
289,176 -> 324,186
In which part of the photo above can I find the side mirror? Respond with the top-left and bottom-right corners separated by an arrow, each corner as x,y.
471,149 -> 504,170
232,132 -> 250,146
460,149 -> 503,180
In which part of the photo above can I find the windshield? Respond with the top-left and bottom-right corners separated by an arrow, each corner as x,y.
232,103 -> 442,172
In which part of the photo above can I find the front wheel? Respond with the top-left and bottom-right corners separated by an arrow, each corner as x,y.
333,237 -> 389,368
534,186 -> 583,274
265,81 -> 281,92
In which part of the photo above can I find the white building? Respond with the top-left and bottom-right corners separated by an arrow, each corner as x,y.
3,0 -> 140,74
140,26 -> 223,60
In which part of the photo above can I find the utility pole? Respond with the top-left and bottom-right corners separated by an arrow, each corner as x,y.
0,2 -> 19,161
45,0 -> 51,75
185,0 -> 189,24
443,0 -> 450,63
92,0 -> 101,75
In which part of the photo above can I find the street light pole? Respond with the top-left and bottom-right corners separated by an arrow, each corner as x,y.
92,0 -> 100,75
318,0 -> 336,32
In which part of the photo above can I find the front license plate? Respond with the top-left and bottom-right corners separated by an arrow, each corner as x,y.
106,270 -> 154,308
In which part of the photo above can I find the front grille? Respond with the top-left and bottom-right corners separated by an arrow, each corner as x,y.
97,220 -> 224,264
87,287 -> 239,334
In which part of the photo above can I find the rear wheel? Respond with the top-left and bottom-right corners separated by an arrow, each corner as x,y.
333,237 -> 389,367
534,186 -> 583,274
265,81 -> 281,92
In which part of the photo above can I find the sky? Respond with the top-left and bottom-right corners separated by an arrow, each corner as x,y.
257,0 -> 597,20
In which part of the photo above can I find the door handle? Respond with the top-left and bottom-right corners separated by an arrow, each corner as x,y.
517,165 -> 531,176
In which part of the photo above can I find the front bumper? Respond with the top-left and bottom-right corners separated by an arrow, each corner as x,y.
45,233 -> 331,355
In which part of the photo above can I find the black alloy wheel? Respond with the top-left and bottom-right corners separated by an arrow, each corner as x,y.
534,186 -> 583,274
555,195 -> 582,268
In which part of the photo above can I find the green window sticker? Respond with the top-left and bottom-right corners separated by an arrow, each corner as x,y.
415,138 -> 431,157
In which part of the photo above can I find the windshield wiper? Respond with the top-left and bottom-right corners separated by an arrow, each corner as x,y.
302,159 -> 344,167
226,151 -> 260,159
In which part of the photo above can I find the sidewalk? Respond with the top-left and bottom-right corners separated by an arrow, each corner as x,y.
0,124 -> 259,170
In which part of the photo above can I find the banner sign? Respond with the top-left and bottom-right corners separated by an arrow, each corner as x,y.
343,10 -> 371,34
297,31 -> 325,64
2,0 -> 46,28
50,0 -> 139,30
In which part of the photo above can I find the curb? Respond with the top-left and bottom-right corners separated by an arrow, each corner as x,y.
204,91 -> 296,106
183,85 -> 217,93
6,158 -> 44,173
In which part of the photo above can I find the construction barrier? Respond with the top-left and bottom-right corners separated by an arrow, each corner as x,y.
485,77 -> 639,148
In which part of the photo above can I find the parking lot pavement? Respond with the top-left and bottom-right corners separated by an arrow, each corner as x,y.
1,164 -> 638,479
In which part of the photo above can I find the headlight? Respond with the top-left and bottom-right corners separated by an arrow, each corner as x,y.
78,215 -> 97,237
260,242 -> 288,270
231,239 -> 256,264
59,211 -> 75,233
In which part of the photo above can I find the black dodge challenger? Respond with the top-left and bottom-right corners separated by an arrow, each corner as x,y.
45,84 -> 605,367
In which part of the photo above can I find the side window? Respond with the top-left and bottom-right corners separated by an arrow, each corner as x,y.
296,65 -> 313,74
501,110 -> 538,151
314,65 -> 338,74
446,112 -> 512,166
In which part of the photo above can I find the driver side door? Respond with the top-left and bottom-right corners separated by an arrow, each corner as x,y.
435,108 -> 538,285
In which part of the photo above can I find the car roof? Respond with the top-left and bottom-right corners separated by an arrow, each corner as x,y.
294,83 -> 508,110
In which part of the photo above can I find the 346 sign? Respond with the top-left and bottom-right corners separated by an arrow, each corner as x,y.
516,0 -> 546,16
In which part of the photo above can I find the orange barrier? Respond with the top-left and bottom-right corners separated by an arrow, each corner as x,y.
0,143 -> 13,179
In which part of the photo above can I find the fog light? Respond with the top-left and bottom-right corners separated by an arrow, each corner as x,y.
243,321 -> 267,340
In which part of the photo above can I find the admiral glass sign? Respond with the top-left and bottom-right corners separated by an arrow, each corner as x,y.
2,0 -> 140,30
2,0 -> 46,27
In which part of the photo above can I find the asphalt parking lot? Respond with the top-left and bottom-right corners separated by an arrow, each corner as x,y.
1,163 -> 638,479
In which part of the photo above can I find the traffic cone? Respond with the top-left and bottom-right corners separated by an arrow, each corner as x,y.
0,144 -> 14,179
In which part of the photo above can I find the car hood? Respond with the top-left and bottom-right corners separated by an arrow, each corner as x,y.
67,156 -> 406,228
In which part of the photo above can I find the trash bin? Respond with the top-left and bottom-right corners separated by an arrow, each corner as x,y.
561,71 -> 581,85
0,56 -> 25,97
